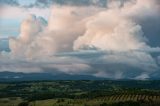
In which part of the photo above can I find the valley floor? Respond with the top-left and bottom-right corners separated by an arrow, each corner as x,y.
0,80 -> 160,106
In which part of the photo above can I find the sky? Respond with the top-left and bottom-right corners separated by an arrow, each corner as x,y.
0,0 -> 160,80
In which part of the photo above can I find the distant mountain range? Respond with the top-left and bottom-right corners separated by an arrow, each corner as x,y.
0,71 -> 106,81
0,71 -> 160,81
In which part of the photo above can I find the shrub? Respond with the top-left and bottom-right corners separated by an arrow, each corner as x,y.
100,102 -> 108,106
18,101 -> 29,106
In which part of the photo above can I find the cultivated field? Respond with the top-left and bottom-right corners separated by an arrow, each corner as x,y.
0,80 -> 160,106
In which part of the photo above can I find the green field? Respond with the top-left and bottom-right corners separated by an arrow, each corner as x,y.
0,80 -> 160,106
1,95 -> 160,106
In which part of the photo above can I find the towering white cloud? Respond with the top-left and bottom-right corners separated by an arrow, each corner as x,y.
9,6 -> 101,59
9,14 -> 47,58
73,0 -> 158,52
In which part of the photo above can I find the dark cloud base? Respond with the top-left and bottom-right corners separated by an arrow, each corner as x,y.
0,0 -> 18,6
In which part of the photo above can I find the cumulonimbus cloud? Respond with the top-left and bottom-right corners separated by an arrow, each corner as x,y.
0,0 -> 160,79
